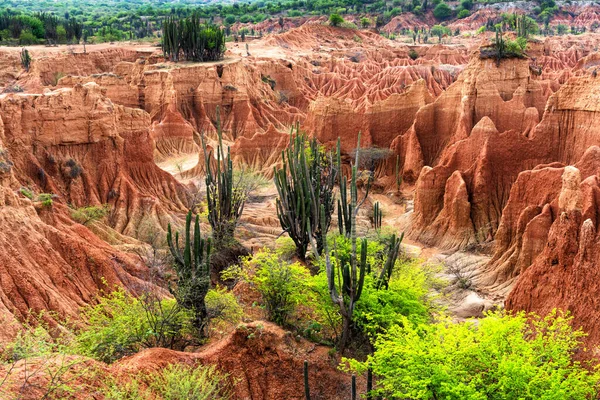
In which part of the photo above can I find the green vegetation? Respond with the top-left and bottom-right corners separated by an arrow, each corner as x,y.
103,364 -> 230,399
167,210 -> 212,334
75,287 -> 195,363
201,106 -> 247,248
20,48 -> 30,71
162,14 -> 225,62
70,204 -> 110,225
433,2 -> 453,21
329,13 -> 344,27
242,248 -> 310,326
480,27 -> 527,65
274,129 -> 337,260
349,310 -> 600,399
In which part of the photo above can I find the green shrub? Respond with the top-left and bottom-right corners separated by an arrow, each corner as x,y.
457,9 -> 470,19
20,187 -> 33,199
38,193 -> 54,207
351,310 -> 600,399
104,364 -> 230,400
329,13 -> 344,27
205,287 -> 244,334
408,49 -> 419,60
19,29 -> 37,45
75,288 -> 195,363
150,364 -> 229,399
70,204 -> 110,225
433,2 -> 452,20
354,258 -> 440,340
245,249 -> 310,326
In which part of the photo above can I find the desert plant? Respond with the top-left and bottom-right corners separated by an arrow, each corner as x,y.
372,202 -> 382,231
167,210 -> 212,333
274,127 -> 337,260
70,204 -> 109,225
149,364 -> 229,399
75,287 -> 195,363
329,14 -> 344,27
246,249 -> 310,326
338,137 -> 371,237
323,135 -> 369,354
20,48 -> 31,71
37,193 -> 53,207
350,310 -> 600,399
103,363 -> 230,399
201,106 -> 246,248
375,233 -> 402,290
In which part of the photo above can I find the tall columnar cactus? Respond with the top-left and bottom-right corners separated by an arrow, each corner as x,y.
395,154 -> 402,193
167,210 -> 212,332
337,135 -> 371,237
494,27 -> 505,66
201,106 -> 246,248
372,201 -> 382,231
20,48 -> 31,72
303,360 -> 310,400
274,125 -> 337,260
376,233 -> 403,290
324,135 -> 369,354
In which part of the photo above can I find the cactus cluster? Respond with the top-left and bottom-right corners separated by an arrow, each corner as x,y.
201,106 -> 246,248
162,13 -> 225,62
324,133 -> 370,354
274,125 -> 337,260
167,210 -> 212,332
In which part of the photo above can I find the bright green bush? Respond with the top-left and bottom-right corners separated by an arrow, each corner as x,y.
246,249 -> 310,326
354,259 -> 440,340
329,13 -> 344,27
75,288 -> 195,363
352,310 -> 600,399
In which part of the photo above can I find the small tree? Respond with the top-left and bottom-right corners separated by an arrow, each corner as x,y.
433,2 -> 453,20
329,14 -> 344,27
360,17 -> 371,28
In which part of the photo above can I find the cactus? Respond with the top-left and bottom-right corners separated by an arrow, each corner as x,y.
376,233 -> 403,290
162,14 -> 225,62
304,360 -> 310,400
494,27 -> 505,66
201,106 -> 246,248
337,135 -> 371,237
20,48 -> 31,72
372,201 -> 382,231
167,210 -> 212,333
274,125 -> 337,260
367,368 -> 373,398
324,134 -> 370,354
395,155 -> 402,193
